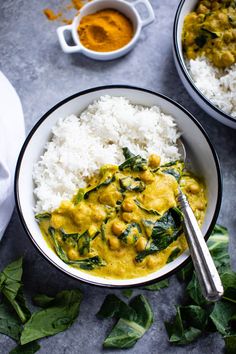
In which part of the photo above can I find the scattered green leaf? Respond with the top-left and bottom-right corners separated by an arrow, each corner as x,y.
9,342 -> 40,354
119,148 -> 147,172
122,289 -> 133,298
20,289 -> 82,345
0,258 -> 30,323
143,279 -> 169,291
224,335 -> 236,354
0,300 -> 22,340
98,295 -> 153,349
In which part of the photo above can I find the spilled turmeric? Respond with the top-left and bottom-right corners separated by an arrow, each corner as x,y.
43,0 -> 88,24
78,9 -> 133,52
43,8 -> 62,21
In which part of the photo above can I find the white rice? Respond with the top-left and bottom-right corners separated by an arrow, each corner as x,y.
188,57 -> 236,118
33,96 -> 180,213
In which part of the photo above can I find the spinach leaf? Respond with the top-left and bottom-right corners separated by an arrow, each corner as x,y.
195,28 -> 218,48
101,222 -> 107,242
20,289 -> 82,345
165,305 -> 207,345
224,335 -> 236,354
136,208 -> 183,262
177,262 -> 193,282
119,147 -> 147,172
73,188 -> 84,204
0,300 -> 22,340
129,295 -> 153,329
187,273 -> 207,307
135,242 -> 159,262
97,294 -> 136,321
210,301 -> 236,335
207,224 -> 230,273
33,294 -> 55,308
60,230 -> 79,242
143,279 -> 169,291
84,175 -> 115,199
78,231 -> 90,256
0,258 -> 30,324
103,317 -> 146,349
167,247 -> 181,264
119,177 -> 146,192
122,147 -> 135,160
34,212 -> 51,221
162,168 -> 181,181
151,208 -> 183,245
122,289 -> 133,298
119,223 -> 141,244
48,227 -> 69,263
221,271 -> 236,303
49,228 -> 105,270
134,200 -> 160,216
68,256 -> 106,270
100,295 -> 153,349
9,342 -> 40,354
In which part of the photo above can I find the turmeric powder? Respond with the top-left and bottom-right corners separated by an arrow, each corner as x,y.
78,9 -> 133,52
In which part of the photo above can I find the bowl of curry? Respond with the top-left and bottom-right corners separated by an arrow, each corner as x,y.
15,86 -> 222,288
173,0 -> 236,128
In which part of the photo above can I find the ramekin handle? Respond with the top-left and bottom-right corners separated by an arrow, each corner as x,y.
57,25 -> 82,53
131,0 -> 155,27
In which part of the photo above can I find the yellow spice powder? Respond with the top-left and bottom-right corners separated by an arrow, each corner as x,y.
78,9 -> 133,52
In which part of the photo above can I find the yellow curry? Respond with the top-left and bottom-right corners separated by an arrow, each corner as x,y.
182,0 -> 236,68
36,148 -> 207,279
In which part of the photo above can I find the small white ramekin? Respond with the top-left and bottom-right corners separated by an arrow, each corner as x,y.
57,0 -> 155,60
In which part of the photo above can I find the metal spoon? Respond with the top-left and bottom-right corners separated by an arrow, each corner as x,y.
177,139 -> 223,301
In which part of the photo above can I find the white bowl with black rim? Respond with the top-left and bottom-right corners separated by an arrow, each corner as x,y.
173,0 -> 236,129
15,85 -> 222,288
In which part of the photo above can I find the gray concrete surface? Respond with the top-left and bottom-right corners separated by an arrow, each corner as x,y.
0,0 -> 236,353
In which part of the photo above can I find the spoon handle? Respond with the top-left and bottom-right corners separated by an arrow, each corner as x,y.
178,189 -> 223,301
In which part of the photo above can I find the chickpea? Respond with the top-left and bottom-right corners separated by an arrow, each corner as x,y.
147,256 -> 158,269
197,4 -> 208,14
122,198 -> 135,212
112,221 -> 124,236
221,51 -> 235,67
122,212 -> 133,223
188,183 -> 200,194
148,154 -> 161,168
140,170 -> 154,184
108,236 -> 120,250
223,31 -> 233,43
196,200 -> 205,211
68,248 -> 79,261
135,237 -> 147,252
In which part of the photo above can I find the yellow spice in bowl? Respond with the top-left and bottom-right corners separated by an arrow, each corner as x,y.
77,9 -> 133,52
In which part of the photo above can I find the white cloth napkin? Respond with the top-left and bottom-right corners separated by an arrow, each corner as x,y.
0,71 -> 25,240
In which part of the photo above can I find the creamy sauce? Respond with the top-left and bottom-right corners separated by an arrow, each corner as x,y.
183,0 -> 236,68
37,153 -> 207,279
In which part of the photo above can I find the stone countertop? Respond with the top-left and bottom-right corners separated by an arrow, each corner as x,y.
0,0 -> 236,353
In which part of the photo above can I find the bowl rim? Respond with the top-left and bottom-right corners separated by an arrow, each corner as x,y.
173,0 -> 236,125
14,84 -> 222,288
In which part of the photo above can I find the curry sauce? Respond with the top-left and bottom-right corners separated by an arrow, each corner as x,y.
182,0 -> 236,68
36,149 -> 207,279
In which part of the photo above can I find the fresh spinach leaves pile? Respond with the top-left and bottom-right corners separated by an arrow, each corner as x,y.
0,258 -> 82,353
165,225 -> 236,353
1,224 -> 235,353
